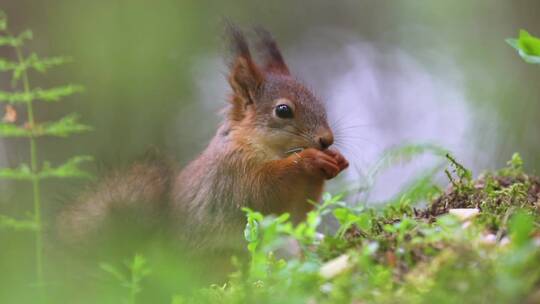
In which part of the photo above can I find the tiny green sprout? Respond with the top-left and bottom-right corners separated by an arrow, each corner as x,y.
445,153 -> 472,181
444,153 -> 474,195
508,152 -> 524,171
333,207 -> 371,237
100,254 -> 152,304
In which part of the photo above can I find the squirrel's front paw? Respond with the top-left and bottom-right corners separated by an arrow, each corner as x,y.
323,149 -> 349,172
295,148 -> 340,179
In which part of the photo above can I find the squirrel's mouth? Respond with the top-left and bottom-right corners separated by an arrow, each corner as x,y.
285,147 -> 305,155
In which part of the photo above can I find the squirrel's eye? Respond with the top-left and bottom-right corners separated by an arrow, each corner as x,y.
275,104 -> 294,119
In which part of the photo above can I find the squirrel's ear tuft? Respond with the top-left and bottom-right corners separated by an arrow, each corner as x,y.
225,23 -> 264,105
254,27 -> 290,75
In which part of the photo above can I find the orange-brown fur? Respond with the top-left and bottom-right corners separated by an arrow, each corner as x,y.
57,157 -> 174,249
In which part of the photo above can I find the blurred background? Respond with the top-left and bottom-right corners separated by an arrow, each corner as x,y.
0,0 -> 539,209
1,0 -> 540,302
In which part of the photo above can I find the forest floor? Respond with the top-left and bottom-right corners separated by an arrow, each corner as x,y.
177,152 -> 540,304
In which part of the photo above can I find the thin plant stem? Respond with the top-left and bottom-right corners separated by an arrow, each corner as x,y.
14,42 -> 43,287
130,275 -> 137,304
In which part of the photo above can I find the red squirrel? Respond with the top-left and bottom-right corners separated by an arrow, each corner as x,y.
57,25 -> 348,254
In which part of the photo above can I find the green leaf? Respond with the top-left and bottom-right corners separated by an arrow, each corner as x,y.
100,262 -> 128,284
518,30 -> 540,56
0,156 -> 94,181
0,85 -> 83,104
334,207 -> 371,236
38,114 -> 93,137
33,84 -> 84,102
508,152 -> 524,170
0,123 -> 32,137
0,90 -> 33,103
333,208 -> 355,226
355,213 -> 372,231
507,30 -> 540,64
38,155 -> 93,179
13,30 -> 32,47
0,58 -> 18,72
0,214 -> 38,231
0,11 -> 7,31
0,114 -> 92,138
368,143 -> 449,183
244,217 -> 260,243
0,163 -> 34,180
129,254 -> 152,281
0,35 -> 15,47
319,192 -> 345,210
8,54 -> 71,81
27,53 -> 71,73
0,30 -> 33,47
509,210 -> 534,247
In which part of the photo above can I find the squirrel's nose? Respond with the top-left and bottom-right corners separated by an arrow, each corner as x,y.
318,132 -> 334,150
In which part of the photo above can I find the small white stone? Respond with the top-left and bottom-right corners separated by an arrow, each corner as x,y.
319,254 -> 351,279
319,283 -> 333,293
314,232 -> 325,242
480,233 -> 497,245
449,208 -> 480,221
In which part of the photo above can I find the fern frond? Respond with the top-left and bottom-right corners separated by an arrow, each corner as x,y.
0,30 -> 32,47
0,214 -> 38,231
369,143 -> 449,180
29,54 -> 71,72
0,156 -> 93,180
0,11 -> 92,286
0,122 -> 31,137
0,114 -> 91,138
38,114 -> 92,137
10,54 -> 71,81
0,85 -> 83,103
0,58 -> 18,72
33,85 -> 84,102
0,90 -> 33,103
39,155 -> 93,179
0,163 -> 34,180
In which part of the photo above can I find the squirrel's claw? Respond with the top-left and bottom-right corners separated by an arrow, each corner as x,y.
294,148 -> 345,180
323,149 -> 349,173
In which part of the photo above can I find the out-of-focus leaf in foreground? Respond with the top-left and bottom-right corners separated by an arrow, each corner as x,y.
507,30 -> 540,64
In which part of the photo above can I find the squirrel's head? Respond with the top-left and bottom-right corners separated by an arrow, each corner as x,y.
225,25 -> 333,157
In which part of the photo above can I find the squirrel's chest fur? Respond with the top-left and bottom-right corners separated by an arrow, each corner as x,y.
169,130 -> 324,249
